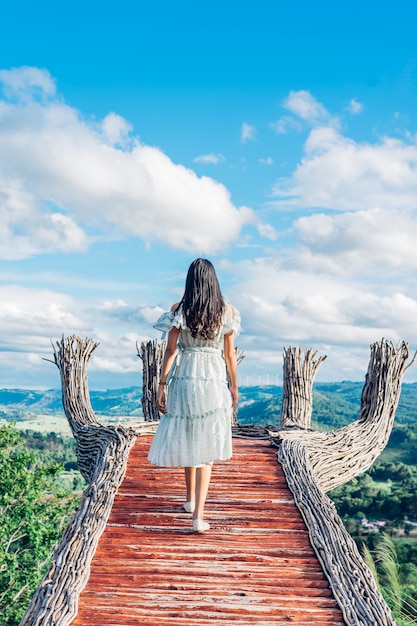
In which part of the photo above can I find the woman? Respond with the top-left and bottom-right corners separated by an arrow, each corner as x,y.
147,258 -> 240,533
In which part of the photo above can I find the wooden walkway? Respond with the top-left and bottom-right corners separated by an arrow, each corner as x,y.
71,436 -> 346,626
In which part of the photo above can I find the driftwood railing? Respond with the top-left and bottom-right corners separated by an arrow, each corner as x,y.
20,335 -> 415,626
137,339 -> 166,422
280,439 -> 394,625
273,340 -> 415,491
19,337 -> 145,626
270,339 -> 416,626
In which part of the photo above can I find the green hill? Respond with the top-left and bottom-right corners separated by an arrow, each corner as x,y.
1,381 -> 416,428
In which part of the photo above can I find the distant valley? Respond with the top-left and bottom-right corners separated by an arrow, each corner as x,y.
1,381 -> 416,430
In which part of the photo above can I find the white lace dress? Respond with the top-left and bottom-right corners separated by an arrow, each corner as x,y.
147,305 -> 241,467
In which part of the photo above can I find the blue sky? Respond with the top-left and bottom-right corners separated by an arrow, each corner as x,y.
1,0 -> 417,389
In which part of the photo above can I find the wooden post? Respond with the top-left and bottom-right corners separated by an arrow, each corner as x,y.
229,348 -> 245,426
138,339 -> 166,422
49,335 -> 101,436
280,346 -> 326,429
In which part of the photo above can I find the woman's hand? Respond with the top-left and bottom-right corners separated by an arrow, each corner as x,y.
230,386 -> 239,407
157,385 -> 167,414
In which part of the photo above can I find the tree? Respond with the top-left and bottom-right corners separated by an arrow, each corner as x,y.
0,424 -> 78,626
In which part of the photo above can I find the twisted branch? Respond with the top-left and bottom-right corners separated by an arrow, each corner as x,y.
272,340 -> 415,492
279,439 -> 396,626
137,339 -> 166,422
21,336 -> 138,625
280,346 -> 327,429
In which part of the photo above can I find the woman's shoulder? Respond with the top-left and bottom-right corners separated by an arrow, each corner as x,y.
225,302 -> 234,318
224,299 -> 239,318
222,301 -> 241,336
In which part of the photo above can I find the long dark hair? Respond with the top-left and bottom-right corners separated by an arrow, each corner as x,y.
179,258 -> 225,339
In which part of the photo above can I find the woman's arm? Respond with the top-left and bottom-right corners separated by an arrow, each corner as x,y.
224,331 -> 238,407
157,324 -> 180,414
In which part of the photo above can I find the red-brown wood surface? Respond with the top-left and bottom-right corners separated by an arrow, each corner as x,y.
71,436 -> 346,625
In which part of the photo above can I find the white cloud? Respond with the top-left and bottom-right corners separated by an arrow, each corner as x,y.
0,66 -> 255,259
3,80 -> 417,389
270,116 -> 302,134
193,153 -> 225,164
346,98 -> 364,114
237,93 -> 417,381
98,299 -> 165,325
258,157 -> 274,165
270,91 -> 338,135
0,66 -> 56,100
293,207 -> 417,273
256,222 -> 278,240
0,180 -> 89,259
272,126 -> 417,211
92,354 -> 139,374
101,112 -> 133,147
0,285 -> 161,387
283,90 -> 329,123
229,258 -> 417,381
0,286 -> 87,350
240,122 -> 256,143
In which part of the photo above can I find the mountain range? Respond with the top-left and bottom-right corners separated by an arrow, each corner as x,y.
1,381 -> 416,429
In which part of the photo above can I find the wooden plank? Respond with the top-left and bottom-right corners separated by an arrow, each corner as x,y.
71,436 -> 346,625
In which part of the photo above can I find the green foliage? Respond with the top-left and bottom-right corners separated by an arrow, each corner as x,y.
312,382 -> 361,429
237,388 -> 282,426
331,459 -> 417,524
21,429 -> 79,470
0,386 -> 143,418
0,424 -> 79,626
362,534 -> 417,624
238,382 -> 417,430
394,385 -> 417,425
395,539 -> 417,568
383,422 -> 417,465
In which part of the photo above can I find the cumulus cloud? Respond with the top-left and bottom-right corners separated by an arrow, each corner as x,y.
101,112 -> 133,147
256,222 -> 278,240
0,179 -> 89,259
0,286 -> 87,351
283,90 -> 330,123
293,208 -> 417,273
229,258 -> 417,381
346,98 -> 364,114
0,66 -> 56,100
98,299 -> 165,325
239,92 -> 417,380
272,127 -> 417,211
193,153 -> 225,164
270,91 -> 337,135
3,80 -> 417,388
0,66 -> 255,259
240,122 -> 256,143
0,285 -> 163,387
267,90 -> 417,281
270,116 -> 302,134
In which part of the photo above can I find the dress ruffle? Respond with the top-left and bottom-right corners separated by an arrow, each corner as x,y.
153,309 -> 187,336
